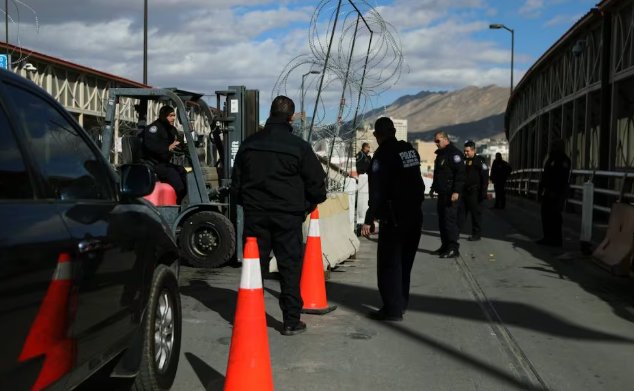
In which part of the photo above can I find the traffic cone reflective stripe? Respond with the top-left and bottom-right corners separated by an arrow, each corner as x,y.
224,237 -> 274,391
239,238 -> 263,290
308,211 -> 320,237
19,252 -> 76,391
300,209 -> 337,314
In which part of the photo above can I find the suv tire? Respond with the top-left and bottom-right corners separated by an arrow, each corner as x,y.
133,265 -> 182,391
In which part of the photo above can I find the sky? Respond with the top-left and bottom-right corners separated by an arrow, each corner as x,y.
6,0 -> 599,124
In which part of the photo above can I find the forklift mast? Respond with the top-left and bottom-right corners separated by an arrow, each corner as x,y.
214,86 -> 259,261
214,86 -> 260,184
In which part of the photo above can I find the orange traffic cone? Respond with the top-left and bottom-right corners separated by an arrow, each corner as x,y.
300,208 -> 337,314
19,253 -> 76,391
224,237 -> 274,391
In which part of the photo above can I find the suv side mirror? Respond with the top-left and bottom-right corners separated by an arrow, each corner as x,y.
119,164 -> 156,198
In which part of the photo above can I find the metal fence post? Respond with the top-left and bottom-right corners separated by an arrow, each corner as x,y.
580,179 -> 594,253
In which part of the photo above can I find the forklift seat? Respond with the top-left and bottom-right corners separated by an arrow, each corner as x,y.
143,181 -> 177,206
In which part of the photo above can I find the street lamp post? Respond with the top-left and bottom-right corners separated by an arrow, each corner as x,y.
300,70 -> 320,141
143,0 -> 148,85
5,0 -> 8,57
489,23 -> 514,96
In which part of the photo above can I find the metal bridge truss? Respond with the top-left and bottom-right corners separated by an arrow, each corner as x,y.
506,0 -> 634,213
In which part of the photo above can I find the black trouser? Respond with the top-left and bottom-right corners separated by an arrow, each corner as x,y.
244,212 -> 305,326
493,181 -> 506,208
540,193 -> 564,244
377,216 -> 422,316
459,190 -> 481,236
154,162 -> 187,203
437,193 -> 460,251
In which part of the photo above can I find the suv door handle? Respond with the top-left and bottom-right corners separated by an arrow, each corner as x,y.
78,239 -> 104,253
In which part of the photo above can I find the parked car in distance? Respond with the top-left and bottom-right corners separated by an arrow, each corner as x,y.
0,69 -> 182,391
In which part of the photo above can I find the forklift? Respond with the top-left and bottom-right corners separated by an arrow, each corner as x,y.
100,86 -> 259,267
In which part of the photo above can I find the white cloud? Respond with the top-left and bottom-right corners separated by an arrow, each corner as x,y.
519,0 -> 544,17
12,0 -> 516,119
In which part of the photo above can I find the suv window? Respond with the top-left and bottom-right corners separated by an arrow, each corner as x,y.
6,83 -> 114,201
0,106 -> 33,199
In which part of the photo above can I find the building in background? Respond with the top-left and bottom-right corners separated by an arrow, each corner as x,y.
392,118 -> 408,141
475,138 -> 509,166
412,140 -> 437,174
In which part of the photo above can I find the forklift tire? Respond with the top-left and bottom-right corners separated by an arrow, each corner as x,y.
181,211 -> 235,268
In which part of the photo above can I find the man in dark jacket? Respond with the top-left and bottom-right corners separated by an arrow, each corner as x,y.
459,141 -> 489,241
231,95 -> 327,336
141,105 -> 187,203
430,131 -> 465,258
361,117 -> 423,321
537,139 -> 571,246
355,142 -> 372,175
490,152 -> 512,209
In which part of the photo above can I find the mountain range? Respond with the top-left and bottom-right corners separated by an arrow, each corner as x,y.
360,85 -> 510,143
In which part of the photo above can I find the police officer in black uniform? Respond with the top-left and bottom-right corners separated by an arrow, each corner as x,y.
490,152 -> 512,209
141,105 -> 188,203
537,138 -> 571,246
430,131 -> 465,258
361,117 -> 423,321
355,142 -> 372,175
459,141 -> 489,241
231,95 -> 327,336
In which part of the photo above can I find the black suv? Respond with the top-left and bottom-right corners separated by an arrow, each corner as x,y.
0,70 -> 182,390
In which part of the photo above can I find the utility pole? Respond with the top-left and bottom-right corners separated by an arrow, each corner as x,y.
143,0 -> 148,85
5,0 -> 8,51
489,23 -> 515,96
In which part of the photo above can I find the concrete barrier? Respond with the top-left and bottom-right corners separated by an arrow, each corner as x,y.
318,193 -> 360,268
344,178 -> 357,232
592,203 -> 634,276
269,192 -> 360,272
356,174 -> 369,224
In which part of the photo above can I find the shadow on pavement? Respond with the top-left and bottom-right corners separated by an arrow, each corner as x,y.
325,281 -> 633,343
180,279 -> 283,332
318,280 -> 541,390
185,352 -> 225,391
321,278 -> 633,390
425,196 -> 634,324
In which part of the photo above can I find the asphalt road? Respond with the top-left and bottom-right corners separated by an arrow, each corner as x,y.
172,196 -> 634,391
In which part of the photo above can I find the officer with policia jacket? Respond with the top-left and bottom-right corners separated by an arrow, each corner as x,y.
361,117 -> 424,321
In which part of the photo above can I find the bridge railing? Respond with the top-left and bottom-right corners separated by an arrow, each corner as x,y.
507,169 -> 634,215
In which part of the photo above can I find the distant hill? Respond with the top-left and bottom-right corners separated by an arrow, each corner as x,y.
358,85 -> 509,143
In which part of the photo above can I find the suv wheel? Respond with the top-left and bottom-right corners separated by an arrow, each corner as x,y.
133,265 -> 181,391
181,211 -> 235,268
